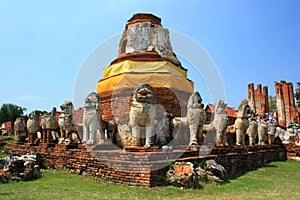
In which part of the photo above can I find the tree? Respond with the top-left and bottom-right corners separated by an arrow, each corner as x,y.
268,95 -> 277,112
238,99 -> 248,110
0,103 -> 26,123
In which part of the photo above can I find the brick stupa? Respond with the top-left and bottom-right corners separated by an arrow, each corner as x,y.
97,13 -> 194,124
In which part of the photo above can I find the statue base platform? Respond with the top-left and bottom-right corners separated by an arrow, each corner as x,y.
5,143 -> 287,187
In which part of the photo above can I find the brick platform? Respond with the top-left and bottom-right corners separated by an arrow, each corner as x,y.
6,143 -> 287,187
285,135 -> 300,158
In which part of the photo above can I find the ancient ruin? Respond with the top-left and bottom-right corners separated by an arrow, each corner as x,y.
248,83 -> 269,116
4,13 -> 296,188
275,80 -> 299,127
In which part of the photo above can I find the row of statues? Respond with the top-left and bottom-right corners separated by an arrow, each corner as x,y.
14,101 -> 80,145
13,84 -> 298,148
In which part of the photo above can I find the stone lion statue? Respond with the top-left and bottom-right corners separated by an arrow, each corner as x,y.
129,84 -> 156,147
234,104 -> 251,146
82,92 -> 106,145
41,107 -> 59,143
246,110 -> 258,146
14,117 -> 27,142
211,100 -> 228,146
186,92 -> 206,146
267,120 -> 276,145
27,110 -> 41,144
257,117 -> 268,145
58,100 -> 80,144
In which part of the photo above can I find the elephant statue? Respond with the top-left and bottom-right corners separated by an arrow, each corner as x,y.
27,110 -> 41,144
14,117 -> 27,142
234,104 -> 251,146
41,107 -> 59,143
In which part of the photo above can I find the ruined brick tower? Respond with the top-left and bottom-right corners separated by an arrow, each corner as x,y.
248,83 -> 269,116
97,13 -> 194,124
274,80 -> 299,127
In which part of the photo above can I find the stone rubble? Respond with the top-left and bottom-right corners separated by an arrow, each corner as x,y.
0,152 -> 42,183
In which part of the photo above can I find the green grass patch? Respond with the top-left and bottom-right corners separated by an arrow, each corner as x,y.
0,161 -> 299,200
0,135 -> 14,157
0,135 -> 15,158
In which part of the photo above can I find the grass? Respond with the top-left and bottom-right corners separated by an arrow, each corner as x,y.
0,135 -> 14,158
0,160 -> 300,200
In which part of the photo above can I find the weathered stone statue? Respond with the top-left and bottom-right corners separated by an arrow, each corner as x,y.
58,100 -> 80,144
14,117 -> 27,142
129,84 -> 156,147
246,110 -> 258,146
267,120 -> 276,145
257,117 -> 268,145
26,110 -> 41,144
155,112 -> 172,145
186,92 -> 206,146
41,107 -> 59,143
82,92 -> 106,145
211,100 -> 228,146
234,104 -> 251,146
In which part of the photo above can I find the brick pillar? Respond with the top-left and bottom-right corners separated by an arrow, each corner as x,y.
296,88 -> 300,123
248,83 -> 268,117
275,81 -> 286,127
248,83 -> 255,112
263,86 -> 269,114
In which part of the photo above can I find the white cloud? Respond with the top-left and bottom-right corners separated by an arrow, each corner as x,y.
17,94 -> 40,101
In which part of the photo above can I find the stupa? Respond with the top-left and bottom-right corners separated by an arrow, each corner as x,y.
97,13 -> 194,124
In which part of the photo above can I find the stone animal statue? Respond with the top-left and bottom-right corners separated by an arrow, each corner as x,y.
58,100 -> 80,144
257,117 -> 268,145
276,126 -> 294,144
246,110 -> 258,146
14,117 -> 27,142
129,84 -> 156,147
82,92 -> 106,145
211,100 -> 228,146
26,110 -> 41,144
234,104 -> 251,146
267,120 -> 276,145
41,107 -> 59,143
155,112 -> 172,146
186,92 -> 207,146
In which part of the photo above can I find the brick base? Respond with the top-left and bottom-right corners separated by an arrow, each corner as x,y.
6,143 -> 287,187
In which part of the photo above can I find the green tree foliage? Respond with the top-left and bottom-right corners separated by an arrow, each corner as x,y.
0,103 -> 26,123
36,110 -> 47,116
238,99 -> 248,110
268,95 -> 277,112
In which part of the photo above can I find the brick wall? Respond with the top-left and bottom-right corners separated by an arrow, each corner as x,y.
98,87 -> 191,124
6,143 -> 287,187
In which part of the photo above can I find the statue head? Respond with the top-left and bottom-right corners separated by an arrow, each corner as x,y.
84,92 -> 100,111
133,84 -> 155,104
60,101 -> 74,115
187,92 -> 203,110
214,100 -> 227,115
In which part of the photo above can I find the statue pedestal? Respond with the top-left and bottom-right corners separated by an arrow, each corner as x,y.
124,146 -> 160,152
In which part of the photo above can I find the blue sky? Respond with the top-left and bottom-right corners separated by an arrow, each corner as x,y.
0,0 -> 299,113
